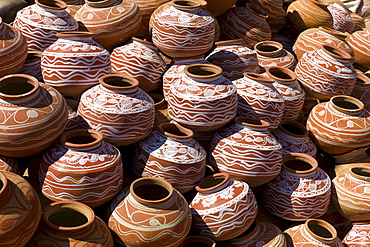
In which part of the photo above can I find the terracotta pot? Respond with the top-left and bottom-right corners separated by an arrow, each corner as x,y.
75,0 -> 142,50
41,31 -> 111,98
262,153 -> 331,221
63,0 -> 84,17
111,37 -> 167,92
27,201 -> 113,246
39,129 -> 123,208
167,64 -> 237,132
356,0 -> 370,21
0,17 -> 27,78
332,165 -> 370,221
272,120 -> 317,157
0,156 -> 19,174
248,0 -> 284,19
267,8 -> 287,32
149,93 -> 172,131
347,29 -> 370,71
190,173 -> 258,241
327,3 -> 354,33
343,221 -> 370,246
0,74 -> 68,157
180,236 -> 217,247
284,219 -> 344,246
295,45 -> 357,101
151,0 -> 216,58
77,73 -> 155,146
206,39 -> 260,81
233,72 -> 284,130
226,220 -> 287,247
351,70 -> 370,112
266,66 -> 304,120
209,117 -> 283,187
132,122 -> 207,193
286,0 -> 333,32
351,13 -> 366,31
219,4 -> 271,49
18,51 -> 43,82
108,177 -> 192,246
306,95 -> 370,155
0,170 -> 41,246
293,27 -> 353,61
13,0 -> 78,51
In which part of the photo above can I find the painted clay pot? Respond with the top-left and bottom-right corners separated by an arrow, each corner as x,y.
151,0 -> 216,58
272,120 -> 317,157
149,93 -> 172,131
0,17 -> 27,78
286,0 -> 333,32
75,0 -> 142,50
180,236 -> 217,247
284,219 -> 344,247
163,55 -> 211,101
206,39 -> 260,81
266,66 -> 305,120
293,27 -> 354,61
233,72 -> 284,131
347,29 -> 370,71
351,12 -> 366,31
332,165 -> 370,221
190,173 -> 258,241
108,177 -> 192,246
248,0 -> 284,19
219,4 -> 272,49
343,221 -> 370,246
327,3 -> 354,33
132,122 -> 207,193
13,0 -> 78,51
167,64 -> 237,132
351,70 -> 370,112
77,73 -> 155,146
111,37 -> 167,92
39,129 -> 123,208
295,45 -> 357,101
18,51 -> 43,82
0,156 -> 19,174
262,153 -> 331,221
0,74 -> 68,157
356,0 -> 370,21
0,170 -> 41,246
64,0 -> 84,17
27,201 -> 113,246
41,31 -> 111,98
254,41 -> 297,73
226,220 -> 287,247
209,117 -> 283,187
306,95 -> 370,155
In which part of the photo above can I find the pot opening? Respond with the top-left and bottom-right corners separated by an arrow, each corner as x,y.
198,174 -> 227,189
323,45 -> 351,60
307,221 -> 333,239
186,65 -> 219,76
66,133 -> 98,145
149,93 -> 164,104
0,180 -> 3,191
268,67 -> 293,80
281,123 -> 305,136
357,77 -> 367,85
161,124 -> 189,137
48,209 -> 88,228
134,183 -> 170,201
332,97 -> 361,110
351,167 -> 370,178
173,0 -> 198,6
37,0 -> 66,8
103,76 -> 133,87
0,82 -> 35,95
284,159 -> 313,171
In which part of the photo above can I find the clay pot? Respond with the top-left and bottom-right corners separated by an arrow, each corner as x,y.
0,170 -> 41,246
351,13 -> 366,31
219,4 -> 272,49
286,0 -> 333,32
75,0 -> 142,50
233,72 -> 284,131
248,0 -> 284,19
13,0 -> 78,51
255,41 -> 297,73
41,31 -> 111,98
77,73 -> 155,146
306,95 -> 370,155
209,117 -> 283,187
262,153 -> 331,221
272,120 -> 317,157
327,3 -> 354,33
347,29 -> 370,71
132,122 -> 207,193
18,51 -> 43,82
149,93 -> 172,131
108,177 -> 192,246
293,27 -> 354,61
356,0 -> 370,21
284,219 -> 344,246
180,236 -> 217,247
63,0 -> 84,17
0,156 -> 19,174
111,37 -> 167,92
266,66 -> 305,120
267,8 -> 287,32
332,165 -> 370,221
206,39 -> 260,81
0,17 -> 27,78
226,220 -> 287,247
351,71 -> 370,112
295,45 -> 357,101
167,64 -> 238,132
151,0 -> 216,58
0,74 -> 68,157
190,173 -> 258,241
39,129 -> 123,208
343,222 -> 370,246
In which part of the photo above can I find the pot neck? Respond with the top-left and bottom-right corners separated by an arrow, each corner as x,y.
0,74 -> 40,103
243,72 -> 275,85
195,173 -> 232,194
86,0 -> 119,8
303,219 -> 338,244
149,93 -> 166,110
158,122 -> 194,141
234,116 -> 271,132
35,0 -> 68,11
329,95 -> 363,116
0,172 -> 11,208
282,153 -> 318,176
266,66 -> 297,84
61,129 -> 103,151
319,44 -> 351,63
349,166 -> 370,182
99,73 -> 139,94
255,41 -> 283,57
184,64 -> 222,82
171,0 -> 201,11
318,26 -> 349,41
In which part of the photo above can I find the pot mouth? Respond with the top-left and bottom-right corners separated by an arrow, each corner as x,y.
305,219 -> 337,242
356,71 -> 370,85
321,45 -> 351,61
86,0 -> 115,7
0,74 -> 39,99
158,122 -> 193,139
149,93 -> 165,105
172,0 -> 201,8
130,177 -> 173,204
196,173 -> 230,193
279,120 -> 308,137
254,41 -> 283,54
234,116 -> 271,129
36,0 -> 68,10
318,26 -> 349,39
184,64 -> 222,80
56,31 -> 94,39
61,129 -> 103,149
99,73 -> 139,91
350,166 -> 370,181
282,153 -> 318,174
0,172 -> 7,196
266,66 -> 297,82
243,72 -> 275,84
330,95 -> 363,115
